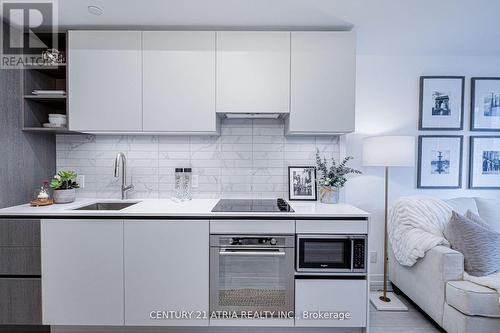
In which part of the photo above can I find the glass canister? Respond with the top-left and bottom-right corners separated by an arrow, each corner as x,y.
31,181 -> 53,206
174,168 -> 184,199
183,168 -> 192,200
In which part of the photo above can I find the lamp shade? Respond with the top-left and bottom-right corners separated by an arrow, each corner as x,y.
362,136 -> 415,167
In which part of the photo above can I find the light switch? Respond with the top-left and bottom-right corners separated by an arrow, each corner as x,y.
370,251 -> 377,263
191,175 -> 199,188
76,175 -> 85,188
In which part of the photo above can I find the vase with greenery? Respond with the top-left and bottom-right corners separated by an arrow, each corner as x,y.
50,171 -> 79,204
315,150 -> 362,204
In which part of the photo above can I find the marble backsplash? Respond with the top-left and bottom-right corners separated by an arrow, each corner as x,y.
56,119 -> 340,199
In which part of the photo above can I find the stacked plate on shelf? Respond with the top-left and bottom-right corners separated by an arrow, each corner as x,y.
32,90 -> 66,96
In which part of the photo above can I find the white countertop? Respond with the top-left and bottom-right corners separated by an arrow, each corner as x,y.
0,198 -> 369,218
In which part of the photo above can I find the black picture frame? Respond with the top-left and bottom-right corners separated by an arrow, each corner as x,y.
469,136 -> 500,189
470,77 -> 500,132
417,135 -> 463,189
419,76 -> 465,131
288,166 -> 317,201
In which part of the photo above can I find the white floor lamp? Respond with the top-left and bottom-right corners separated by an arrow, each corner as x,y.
363,136 -> 415,311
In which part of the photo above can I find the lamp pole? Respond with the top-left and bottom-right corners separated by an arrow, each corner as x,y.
380,166 -> 391,302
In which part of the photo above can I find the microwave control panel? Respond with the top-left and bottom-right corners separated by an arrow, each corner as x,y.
353,239 -> 365,269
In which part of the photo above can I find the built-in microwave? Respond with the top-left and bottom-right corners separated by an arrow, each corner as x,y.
296,235 -> 367,274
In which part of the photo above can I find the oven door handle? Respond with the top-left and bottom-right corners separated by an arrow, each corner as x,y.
219,248 -> 286,257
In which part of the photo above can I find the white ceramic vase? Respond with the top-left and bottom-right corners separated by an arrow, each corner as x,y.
53,188 -> 76,204
319,186 -> 339,204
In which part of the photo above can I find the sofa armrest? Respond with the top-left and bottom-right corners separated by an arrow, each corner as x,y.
389,245 -> 464,325
422,245 -> 464,281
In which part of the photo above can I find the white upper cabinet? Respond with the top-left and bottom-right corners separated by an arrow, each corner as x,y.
68,31 -> 143,132
216,31 -> 290,113
142,31 -> 217,133
286,32 -> 356,135
67,30 -> 355,134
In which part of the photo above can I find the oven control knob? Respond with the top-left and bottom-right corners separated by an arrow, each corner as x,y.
230,238 -> 236,245
270,238 -> 277,245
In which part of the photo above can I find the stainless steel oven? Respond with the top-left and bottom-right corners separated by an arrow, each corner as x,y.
296,235 -> 367,274
210,235 -> 295,316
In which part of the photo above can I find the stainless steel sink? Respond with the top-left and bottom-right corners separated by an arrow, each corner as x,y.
73,202 -> 139,211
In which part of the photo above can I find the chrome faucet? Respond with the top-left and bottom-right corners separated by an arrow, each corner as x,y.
114,152 -> 133,200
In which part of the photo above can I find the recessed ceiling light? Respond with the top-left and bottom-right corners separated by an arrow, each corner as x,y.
88,5 -> 103,16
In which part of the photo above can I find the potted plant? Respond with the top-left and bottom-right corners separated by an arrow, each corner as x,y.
315,150 -> 361,204
50,171 -> 79,204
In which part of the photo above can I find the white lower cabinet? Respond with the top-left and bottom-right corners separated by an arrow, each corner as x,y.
41,219 -> 124,325
124,220 -> 209,326
295,279 -> 367,327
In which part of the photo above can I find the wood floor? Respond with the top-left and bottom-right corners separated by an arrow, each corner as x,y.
369,296 -> 445,333
0,298 -> 445,333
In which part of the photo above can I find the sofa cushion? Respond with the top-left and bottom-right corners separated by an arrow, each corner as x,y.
446,197 -> 479,216
466,210 -> 495,231
444,212 -> 500,276
446,280 -> 500,317
474,197 -> 500,233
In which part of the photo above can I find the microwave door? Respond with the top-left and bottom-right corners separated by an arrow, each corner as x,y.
297,237 -> 352,272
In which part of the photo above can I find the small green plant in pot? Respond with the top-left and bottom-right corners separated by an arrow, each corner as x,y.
50,171 -> 79,204
315,150 -> 361,204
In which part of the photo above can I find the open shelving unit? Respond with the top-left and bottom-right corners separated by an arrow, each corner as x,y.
21,32 -> 72,134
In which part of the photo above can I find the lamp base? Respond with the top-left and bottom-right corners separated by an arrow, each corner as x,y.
370,291 -> 408,311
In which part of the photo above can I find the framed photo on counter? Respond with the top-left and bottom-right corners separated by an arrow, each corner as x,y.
471,77 -> 500,131
419,76 -> 465,130
469,136 -> 500,189
417,135 -> 463,189
288,166 -> 317,201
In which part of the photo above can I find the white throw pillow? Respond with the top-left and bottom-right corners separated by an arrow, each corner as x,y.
446,197 -> 479,216
466,210 -> 494,231
474,198 -> 500,233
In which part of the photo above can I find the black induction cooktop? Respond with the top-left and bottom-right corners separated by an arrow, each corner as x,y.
211,199 -> 294,212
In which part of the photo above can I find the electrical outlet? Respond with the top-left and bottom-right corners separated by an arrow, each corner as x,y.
370,251 -> 377,264
76,175 -> 85,189
191,175 -> 199,188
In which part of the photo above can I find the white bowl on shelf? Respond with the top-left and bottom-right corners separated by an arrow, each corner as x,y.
48,114 -> 67,126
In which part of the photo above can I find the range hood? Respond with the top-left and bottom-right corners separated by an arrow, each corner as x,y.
222,113 -> 284,119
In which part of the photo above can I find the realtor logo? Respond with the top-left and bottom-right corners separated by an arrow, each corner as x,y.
1,0 -> 58,68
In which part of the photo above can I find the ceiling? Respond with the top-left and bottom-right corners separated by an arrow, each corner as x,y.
6,0 -> 500,56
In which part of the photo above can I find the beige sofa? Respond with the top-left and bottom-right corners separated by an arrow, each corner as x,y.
389,197 -> 500,333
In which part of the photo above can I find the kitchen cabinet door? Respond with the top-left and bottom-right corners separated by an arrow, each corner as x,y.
0,278 -> 42,325
143,31 -> 217,133
68,31 -> 142,132
124,220 -> 209,326
287,32 -> 356,135
216,31 -> 290,113
41,219 -> 124,325
295,279 -> 367,327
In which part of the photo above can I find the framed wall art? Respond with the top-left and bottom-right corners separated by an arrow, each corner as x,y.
417,135 -> 463,189
469,136 -> 500,189
419,76 -> 465,130
288,166 -> 317,201
471,77 -> 500,131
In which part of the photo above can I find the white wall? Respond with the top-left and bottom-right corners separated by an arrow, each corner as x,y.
346,55 -> 500,286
